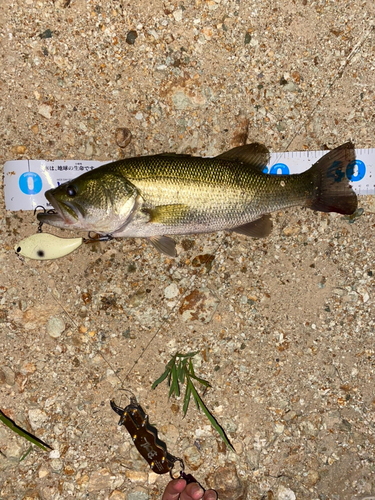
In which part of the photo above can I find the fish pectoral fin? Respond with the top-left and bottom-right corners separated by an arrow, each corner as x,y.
216,143 -> 270,172
145,204 -> 190,225
231,214 -> 273,238
149,236 -> 177,257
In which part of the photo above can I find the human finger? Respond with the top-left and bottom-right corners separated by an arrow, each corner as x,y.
180,482 -> 206,500
162,478 -> 187,500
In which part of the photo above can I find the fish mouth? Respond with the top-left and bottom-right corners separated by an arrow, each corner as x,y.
37,190 -> 82,228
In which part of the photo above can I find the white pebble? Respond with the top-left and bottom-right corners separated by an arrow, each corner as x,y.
173,9 -> 183,22
38,103 -> 52,119
164,283 -> 179,299
47,316 -> 66,338
277,485 -> 296,500
28,409 -> 48,430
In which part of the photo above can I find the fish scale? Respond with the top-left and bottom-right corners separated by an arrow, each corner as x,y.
114,157 -> 310,235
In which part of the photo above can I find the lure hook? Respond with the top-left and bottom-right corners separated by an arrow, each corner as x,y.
33,205 -> 58,233
84,232 -> 114,243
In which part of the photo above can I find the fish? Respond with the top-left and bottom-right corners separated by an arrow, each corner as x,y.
15,233 -> 83,260
37,142 -> 358,257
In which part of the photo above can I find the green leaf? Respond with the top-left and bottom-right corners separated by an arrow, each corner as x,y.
176,360 -> 186,384
19,446 -> 33,462
151,350 -> 235,453
170,362 -> 180,397
168,382 -> 176,398
0,410 -> 52,452
188,382 -> 235,453
188,373 -> 211,388
188,358 -> 196,376
187,378 -> 201,411
182,383 -> 192,416
151,366 -> 170,390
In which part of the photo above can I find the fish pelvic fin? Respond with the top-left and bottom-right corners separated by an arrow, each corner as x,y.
149,236 -> 177,257
306,142 -> 358,215
216,142 -> 270,172
231,214 -> 273,238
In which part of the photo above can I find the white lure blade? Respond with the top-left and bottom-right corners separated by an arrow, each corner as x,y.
15,233 -> 83,260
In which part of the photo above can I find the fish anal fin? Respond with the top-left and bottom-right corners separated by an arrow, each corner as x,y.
146,204 -> 190,225
149,236 -> 177,257
216,142 -> 270,172
232,214 -> 273,238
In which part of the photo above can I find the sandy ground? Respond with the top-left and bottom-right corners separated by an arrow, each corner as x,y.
1,1 -> 375,499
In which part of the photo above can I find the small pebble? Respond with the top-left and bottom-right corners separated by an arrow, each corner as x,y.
115,127 -> 132,148
38,465 -> 50,479
173,9 -> 183,22
126,30 -> 138,45
38,103 -> 53,119
39,29 -> 53,39
50,459 -> 63,471
125,470 -> 148,482
207,464 -> 246,500
20,362 -> 36,375
28,408 -> 48,430
306,469 -> 320,487
109,491 -> 126,500
0,366 -> 15,385
11,145 -> 27,155
88,468 -> 113,492
277,485 -> 296,500
46,316 -> 66,338
183,445 -> 203,470
179,288 -> 219,323
164,283 -> 179,299
127,488 -> 149,500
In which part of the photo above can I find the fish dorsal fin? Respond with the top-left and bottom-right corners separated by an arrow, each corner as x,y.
216,142 -> 270,172
231,214 -> 273,238
155,152 -> 193,158
149,236 -> 177,257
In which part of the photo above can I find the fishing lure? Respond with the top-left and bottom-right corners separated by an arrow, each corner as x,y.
15,205 -> 115,261
110,397 -> 204,487
15,233 -> 83,260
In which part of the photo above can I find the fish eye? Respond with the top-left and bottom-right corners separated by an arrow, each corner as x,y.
67,185 -> 77,197
16,246 -> 21,253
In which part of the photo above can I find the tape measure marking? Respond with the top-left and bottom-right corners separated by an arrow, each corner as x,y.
4,149 -> 375,211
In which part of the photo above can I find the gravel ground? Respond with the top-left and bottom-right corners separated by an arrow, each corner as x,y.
1,1 -> 375,499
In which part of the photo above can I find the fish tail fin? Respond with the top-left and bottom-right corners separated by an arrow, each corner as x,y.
305,142 -> 358,215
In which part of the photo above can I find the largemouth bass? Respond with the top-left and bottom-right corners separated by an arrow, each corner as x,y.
37,142 -> 358,256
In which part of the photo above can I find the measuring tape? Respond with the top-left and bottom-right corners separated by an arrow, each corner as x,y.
4,148 -> 375,211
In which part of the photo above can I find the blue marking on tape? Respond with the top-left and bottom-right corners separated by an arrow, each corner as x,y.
346,160 -> 365,182
268,163 -> 290,175
19,172 -> 42,195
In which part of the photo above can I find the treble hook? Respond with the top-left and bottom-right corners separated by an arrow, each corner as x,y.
33,205 -> 58,233
34,205 -> 47,233
84,232 -> 114,243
